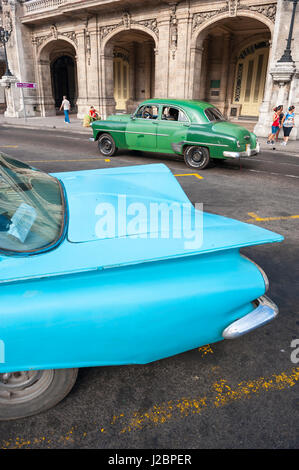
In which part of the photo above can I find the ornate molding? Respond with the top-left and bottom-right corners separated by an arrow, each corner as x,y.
61,31 -> 78,46
169,2 -> 178,60
100,12 -> 159,40
246,3 -> 277,23
32,29 -> 78,49
192,2 -> 277,31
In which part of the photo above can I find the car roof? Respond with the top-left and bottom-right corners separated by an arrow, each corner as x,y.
139,99 -> 215,122
141,99 -> 213,111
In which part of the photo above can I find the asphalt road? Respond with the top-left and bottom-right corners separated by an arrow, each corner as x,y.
0,126 -> 298,450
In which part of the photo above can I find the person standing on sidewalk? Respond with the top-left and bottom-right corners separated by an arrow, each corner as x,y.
275,106 -> 284,141
59,96 -> 71,124
280,106 -> 295,146
267,105 -> 283,144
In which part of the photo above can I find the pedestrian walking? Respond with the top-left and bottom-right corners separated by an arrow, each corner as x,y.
267,105 -> 283,144
59,96 -> 71,124
280,105 -> 295,146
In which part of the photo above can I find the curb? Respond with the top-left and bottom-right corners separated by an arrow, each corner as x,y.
0,122 -> 92,136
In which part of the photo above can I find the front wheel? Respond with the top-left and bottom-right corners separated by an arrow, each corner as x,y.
0,368 -> 78,421
184,146 -> 210,169
98,133 -> 117,157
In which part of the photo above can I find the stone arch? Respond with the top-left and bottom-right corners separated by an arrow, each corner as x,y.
191,10 -> 274,48
188,12 -> 273,118
36,38 -> 78,116
100,26 -> 157,117
101,24 -> 158,53
37,35 -> 78,62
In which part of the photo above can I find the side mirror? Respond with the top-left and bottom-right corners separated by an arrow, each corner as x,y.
130,114 -> 136,120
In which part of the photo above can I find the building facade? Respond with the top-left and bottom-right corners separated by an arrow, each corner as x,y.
0,0 -> 298,139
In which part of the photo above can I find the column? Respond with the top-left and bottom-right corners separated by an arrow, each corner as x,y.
75,30 -> 88,118
99,42 -> 115,119
219,34 -> 231,115
155,13 -> 170,98
188,39 -> 204,99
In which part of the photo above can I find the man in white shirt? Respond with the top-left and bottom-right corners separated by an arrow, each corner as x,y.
59,96 -> 71,123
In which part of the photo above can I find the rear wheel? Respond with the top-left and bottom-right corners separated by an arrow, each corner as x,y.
0,368 -> 78,421
184,146 -> 210,169
98,133 -> 117,157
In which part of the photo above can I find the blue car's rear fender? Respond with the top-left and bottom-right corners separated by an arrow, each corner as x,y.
0,249 -> 266,373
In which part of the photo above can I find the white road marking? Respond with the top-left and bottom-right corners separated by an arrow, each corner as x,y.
248,168 -> 299,178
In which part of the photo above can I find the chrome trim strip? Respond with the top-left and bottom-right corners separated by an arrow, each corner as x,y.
223,148 -> 258,158
241,254 -> 269,292
184,141 -> 229,147
94,129 -> 169,137
222,295 -> 278,339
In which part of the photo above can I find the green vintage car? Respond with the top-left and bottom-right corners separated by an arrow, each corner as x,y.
91,99 -> 260,169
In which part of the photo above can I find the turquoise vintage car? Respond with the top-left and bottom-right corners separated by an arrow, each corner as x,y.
0,154 -> 282,420
91,99 -> 260,169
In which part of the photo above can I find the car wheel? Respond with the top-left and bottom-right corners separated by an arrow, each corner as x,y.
98,133 -> 117,157
184,146 -> 210,169
0,368 -> 78,421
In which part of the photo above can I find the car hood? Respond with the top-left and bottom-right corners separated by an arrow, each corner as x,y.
0,164 -> 283,283
55,164 -> 191,243
106,113 -> 131,122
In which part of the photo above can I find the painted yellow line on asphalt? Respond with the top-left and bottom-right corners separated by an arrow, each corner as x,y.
26,158 -> 109,163
0,145 -> 18,148
174,173 -> 203,180
198,344 -> 214,356
117,367 -> 299,434
246,212 -> 299,222
2,367 -> 298,448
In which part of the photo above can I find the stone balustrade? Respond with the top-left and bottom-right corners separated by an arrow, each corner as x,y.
24,0 -> 68,14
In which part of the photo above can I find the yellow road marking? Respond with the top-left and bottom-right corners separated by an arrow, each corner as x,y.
117,367 -> 299,434
26,158 -> 109,163
1,366 -> 298,448
0,145 -> 18,148
246,212 -> 299,222
174,173 -> 203,180
198,344 -> 214,356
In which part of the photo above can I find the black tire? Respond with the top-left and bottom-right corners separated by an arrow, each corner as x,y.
0,368 -> 78,421
184,146 -> 210,169
98,133 -> 117,157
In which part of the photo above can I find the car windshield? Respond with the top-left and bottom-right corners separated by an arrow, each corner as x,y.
0,154 -> 65,254
204,107 -> 225,122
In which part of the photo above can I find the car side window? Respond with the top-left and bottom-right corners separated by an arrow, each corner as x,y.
161,106 -> 188,122
135,105 -> 159,119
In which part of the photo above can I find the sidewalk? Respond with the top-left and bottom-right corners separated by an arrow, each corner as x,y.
0,114 -> 298,155
258,136 -> 299,156
0,114 -> 92,135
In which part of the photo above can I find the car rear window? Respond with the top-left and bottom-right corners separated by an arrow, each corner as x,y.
204,107 -> 225,122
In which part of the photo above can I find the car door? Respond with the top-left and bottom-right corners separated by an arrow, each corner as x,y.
157,106 -> 190,153
126,104 -> 159,151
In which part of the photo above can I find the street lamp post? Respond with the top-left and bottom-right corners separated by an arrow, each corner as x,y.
0,26 -> 13,77
278,0 -> 298,63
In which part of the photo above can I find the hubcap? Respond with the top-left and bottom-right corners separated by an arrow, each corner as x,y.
100,138 -> 112,154
0,370 -> 54,404
191,149 -> 203,164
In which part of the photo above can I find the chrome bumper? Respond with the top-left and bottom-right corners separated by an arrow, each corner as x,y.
223,142 -> 260,159
89,137 -> 95,142
222,295 -> 278,339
